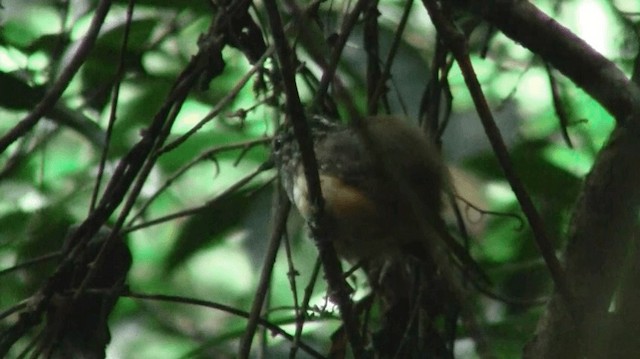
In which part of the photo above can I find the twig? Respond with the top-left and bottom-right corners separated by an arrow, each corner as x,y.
0,34 -> 211,358
123,162 -> 269,234
471,0 -> 640,130
454,194 -> 525,230
72,67 -> 194,305
262,0 -> 365,356
91,0 -> 136,212
290,258 -> 322,358
422,0 -> 575,312
157,47 -> 274,156
364,0 -> 381,115
544,62 -> 574,148
119,290 -> 326,359
310,0 -> 369,116
0,0 -> 113,154
238,189 -> 290,358
282,222 -> 302,355
282,0 -> 357,118
370,0 -> 415,113
0,301 -> 28,322
128,137 -> 270,224
0,252 -> 62,278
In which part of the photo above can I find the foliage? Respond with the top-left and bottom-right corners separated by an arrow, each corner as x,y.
0,0 -> 638,358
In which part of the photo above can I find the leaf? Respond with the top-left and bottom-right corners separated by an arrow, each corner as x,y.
464,140 -> 582,204
0,210 -> 30,248
164,186 -> 264,272
0,71 -> 105,146
0,71 -> 45,109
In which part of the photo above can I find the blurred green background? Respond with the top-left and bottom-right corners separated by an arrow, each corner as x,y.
0,0 -> 637,357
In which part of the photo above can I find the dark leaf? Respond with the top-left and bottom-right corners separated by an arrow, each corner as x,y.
164,186 -> 262,272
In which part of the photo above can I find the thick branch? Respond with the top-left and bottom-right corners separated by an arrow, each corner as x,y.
470,0 -> 640,128
525,125 -> 640,357
459,1 -> 640,356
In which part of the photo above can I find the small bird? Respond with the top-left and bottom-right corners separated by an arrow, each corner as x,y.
274,115 -> 483,358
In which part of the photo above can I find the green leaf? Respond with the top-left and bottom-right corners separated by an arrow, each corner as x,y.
164,186 -> 266,272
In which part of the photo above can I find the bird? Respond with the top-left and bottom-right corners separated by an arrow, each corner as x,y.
273,115 -> 484,358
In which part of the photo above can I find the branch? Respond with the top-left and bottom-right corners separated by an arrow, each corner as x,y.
469,0 -> 640,129
524,125 -> 640,357
121,291 -> 326,359
0,0 -> 113,154
262,1 -> 365,357
422,0 -> 574,309
238,189 -> 290,357
0,15 -> 229,354
455,0 -> 640,356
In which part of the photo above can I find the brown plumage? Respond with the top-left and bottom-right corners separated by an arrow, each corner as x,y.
274,115 -> 480,357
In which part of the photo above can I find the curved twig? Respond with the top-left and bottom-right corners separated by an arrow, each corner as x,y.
119,290 -> 326,359
422,0 -> 574,311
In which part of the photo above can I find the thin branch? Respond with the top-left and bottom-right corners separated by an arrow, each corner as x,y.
124,162 -> 269,234
310,0 -> 369,116
0,0 -> 113,154
262,0 -> 365,356
128,137 -> 271,225
0,128 -> 60,182
0,252 -> 61,278
454,194 -> 525,230
91,0 -> 136,212
422,0 -> 574,310
120,290 -> 326,359
282,0 -> 357,117
364,0 -> 381,115
72,68 -> 193,306
0,34 -> 212,357
238,189 -> 290,358
544,62 -> 574,148
0,301 -> 28,322
471,0 -> 640,129
370,0 -> 415,113
282,223 -> 302,356
290,258 -> 322,358
157,46 -> 274,156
